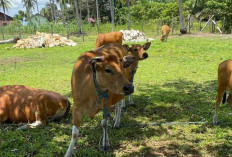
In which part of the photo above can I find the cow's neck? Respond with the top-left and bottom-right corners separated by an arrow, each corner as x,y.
131,61 -> 139,73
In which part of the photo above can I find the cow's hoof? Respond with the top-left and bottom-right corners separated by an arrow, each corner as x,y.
121,106 -> 127,111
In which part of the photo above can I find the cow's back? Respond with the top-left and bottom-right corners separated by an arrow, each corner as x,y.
218,59 -> 232,87
0,85 -> 70,123
95,32 -> 123,48
161,25 -> 170,35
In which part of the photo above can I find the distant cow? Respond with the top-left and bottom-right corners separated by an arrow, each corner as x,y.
95,31 -> 123,48
65,43 -> 134,157
0,85 -> 70,129
213,60 -> 232,124
160,25 -> 170,42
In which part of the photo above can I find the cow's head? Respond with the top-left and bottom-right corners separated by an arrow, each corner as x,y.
123,42 -> 151,61
89,54 -> 134,95
160,35 -> 165,42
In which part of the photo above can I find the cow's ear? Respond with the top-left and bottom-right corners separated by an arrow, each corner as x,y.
123,44 -> 130,51
143,42 -> 151,50
121,55 -> 134,68
89,57 -> 103,72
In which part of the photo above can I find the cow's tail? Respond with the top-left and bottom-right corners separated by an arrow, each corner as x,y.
222,92 -> 227,104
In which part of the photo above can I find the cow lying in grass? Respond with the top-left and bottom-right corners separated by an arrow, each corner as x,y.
95,31 -> 123,49
160,25 -> 170,42
213,60 -> 232,124
65,43 -> 134,156
0,85 -> 70,130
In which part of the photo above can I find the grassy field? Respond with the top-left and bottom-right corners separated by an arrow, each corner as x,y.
0,33 -> 232,157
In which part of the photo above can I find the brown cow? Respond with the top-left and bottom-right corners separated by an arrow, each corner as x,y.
213,60 -> 232,124
160,25 -> 170,42
65,43 -> 134,156
0,85 -> 70,129
103,42 -> 151,127
95,31 -> 123,48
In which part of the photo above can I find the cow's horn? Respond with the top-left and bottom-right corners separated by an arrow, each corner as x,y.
89,56 -> 103,72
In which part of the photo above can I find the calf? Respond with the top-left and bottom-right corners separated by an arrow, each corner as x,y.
65,43 -> 134,156
0,85 -> 70,129
160,25 -> 170,42
95,31 -> 123,48
213,60 -> 232,124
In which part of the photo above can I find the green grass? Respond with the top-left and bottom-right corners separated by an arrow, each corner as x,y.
0,34 -> 232,157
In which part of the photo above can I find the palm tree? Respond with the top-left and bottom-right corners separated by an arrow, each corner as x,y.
96,0 -> 99,34
73,0 -> 82,33
126,0 -> 131,30
35,0 -> 39,13
109,0 -> 115,31
86,0 -> 90,22
22,0 -> 36,25
178,0 -> 187,34
0,0 -> 11,22
56,0 -> 66,26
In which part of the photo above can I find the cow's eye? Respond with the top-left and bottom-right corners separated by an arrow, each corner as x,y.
134,48 -> 138,52
105,69 -> 113,74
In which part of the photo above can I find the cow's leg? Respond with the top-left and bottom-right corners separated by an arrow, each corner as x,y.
213,86 -> 226,124
227,93 -> 232,116
65,105 -> 81,157
17,101 -> 47,130
101,118 -> 110,150
121,99 -> 126,109
113,100 -> 123,128
128,95 -> 135,106
113,102 -> 118,122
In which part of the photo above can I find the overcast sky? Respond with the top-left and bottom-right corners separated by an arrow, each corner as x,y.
0,0 -> 50,17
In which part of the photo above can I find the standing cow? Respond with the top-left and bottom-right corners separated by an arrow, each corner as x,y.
0,85 -> 70,129
213,60 -> 232,124
95,31 -> 123,48
65,43 -> 135,157
160,25 -> 170,42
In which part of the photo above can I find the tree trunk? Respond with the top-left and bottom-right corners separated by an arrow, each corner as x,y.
52,0 -> 57,23
178,0 -> 187,34
86,0 -> 90,22
96,0 -> 99,34
109,0 -> 115,31
60,0 -> 66,26
3,4 -> 7,22
49,0 -> 54,22
74,0 -> 82,33
127,0 -> 131,30
36,0 -> 39,14
27,8 -> 32,25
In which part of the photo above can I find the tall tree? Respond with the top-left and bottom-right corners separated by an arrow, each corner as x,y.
109,0 -> 115,31
0,0 -> 11,22
126,0 -> 131,30
49,0 -> 54,21
35,0 -> 39,13
178,0 -> 187,34
22,0 -> 36,25
73,0 -> 82,33
96,0 -> 99,34
86,0 -> 90,22
14,10 -> 26,23
57,0 -> 66,26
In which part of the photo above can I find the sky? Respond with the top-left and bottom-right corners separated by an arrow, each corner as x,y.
0,0 -> 49,17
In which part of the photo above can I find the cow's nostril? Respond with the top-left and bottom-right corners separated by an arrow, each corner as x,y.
143,53 -> 148,59
123,84 -> 134,95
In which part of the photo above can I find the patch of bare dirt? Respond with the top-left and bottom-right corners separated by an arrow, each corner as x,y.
170,33 -> 232,38
0,57 -> 33,66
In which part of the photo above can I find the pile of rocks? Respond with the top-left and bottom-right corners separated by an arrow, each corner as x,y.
13,32 -> 77,49
120,30 -> 154,42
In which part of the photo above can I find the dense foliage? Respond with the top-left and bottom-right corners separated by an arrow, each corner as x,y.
13,0 -> 232,33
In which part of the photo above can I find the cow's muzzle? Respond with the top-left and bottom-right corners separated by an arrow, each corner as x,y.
123,84 -> 134,96
142,52 -> 148,59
